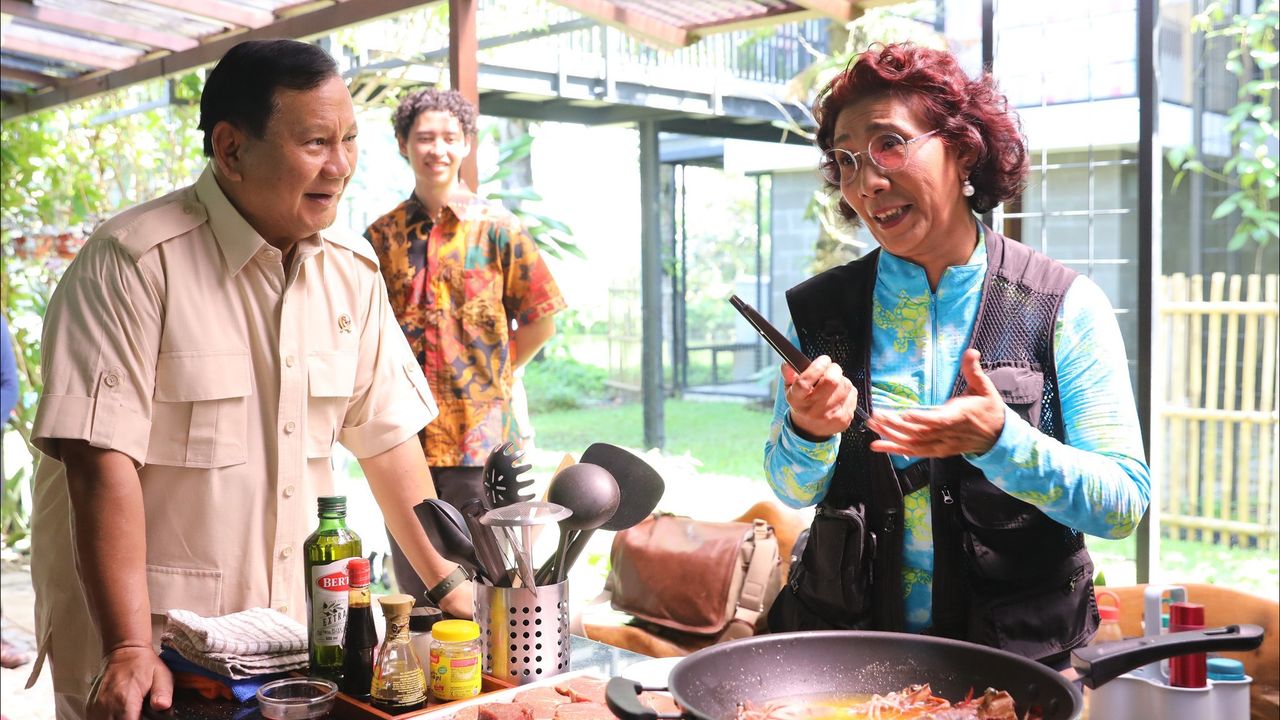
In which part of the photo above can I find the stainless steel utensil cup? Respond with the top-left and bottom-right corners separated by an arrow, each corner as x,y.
474,580 -> 570,684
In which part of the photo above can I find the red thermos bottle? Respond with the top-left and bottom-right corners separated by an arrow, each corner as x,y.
1168,601 -> 1207,688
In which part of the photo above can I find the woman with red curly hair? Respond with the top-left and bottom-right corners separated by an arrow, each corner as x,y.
764,44 -> 1149,666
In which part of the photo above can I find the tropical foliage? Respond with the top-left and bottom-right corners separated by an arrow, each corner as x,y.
1168,0 -> 1279,271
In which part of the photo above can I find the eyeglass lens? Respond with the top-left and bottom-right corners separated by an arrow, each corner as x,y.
820,133 -> 914,184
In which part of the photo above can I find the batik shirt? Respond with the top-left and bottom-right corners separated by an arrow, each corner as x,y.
764,240 -> 1150,632
365,190 -> 565,466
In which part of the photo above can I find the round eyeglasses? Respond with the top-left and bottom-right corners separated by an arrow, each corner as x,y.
819,129 -> 940,185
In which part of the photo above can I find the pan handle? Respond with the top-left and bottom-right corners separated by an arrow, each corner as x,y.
606,678 -> 685,720
1070,623 -> 1264,689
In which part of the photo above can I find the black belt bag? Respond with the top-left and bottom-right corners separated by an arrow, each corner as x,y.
768,503 -> 876,631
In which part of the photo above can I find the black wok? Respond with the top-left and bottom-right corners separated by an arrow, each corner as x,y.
606,626 -> 1263,720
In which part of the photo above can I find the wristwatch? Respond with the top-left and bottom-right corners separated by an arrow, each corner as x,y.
425,565 -> 469,605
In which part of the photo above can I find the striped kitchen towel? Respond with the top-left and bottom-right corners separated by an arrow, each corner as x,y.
162,608 -> 309,679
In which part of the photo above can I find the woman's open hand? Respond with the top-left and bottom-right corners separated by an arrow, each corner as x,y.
867,349 -> 1006,457
781,355 -> 858,441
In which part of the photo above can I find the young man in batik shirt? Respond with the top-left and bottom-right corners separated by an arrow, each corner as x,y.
365,89 -> 565,603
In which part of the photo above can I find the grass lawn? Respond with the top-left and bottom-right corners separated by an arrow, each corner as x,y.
532,397 -> 775,480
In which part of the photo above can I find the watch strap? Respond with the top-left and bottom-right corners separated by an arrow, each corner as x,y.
425,565 -> 469,604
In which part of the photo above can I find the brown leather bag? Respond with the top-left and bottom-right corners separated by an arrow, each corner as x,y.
605,514 -> 782,643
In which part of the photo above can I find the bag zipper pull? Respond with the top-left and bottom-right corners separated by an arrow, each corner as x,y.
940,487 -> 954,505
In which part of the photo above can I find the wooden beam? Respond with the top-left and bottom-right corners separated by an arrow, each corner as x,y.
2,35 -> 136,70
0,0 -> 198,52
3,0 -> 443,120
791,0 -> 862,22
141,0 -> 276,29
0,65 -> 55,87
549,0 -> 688,49
449,0 -> 478,189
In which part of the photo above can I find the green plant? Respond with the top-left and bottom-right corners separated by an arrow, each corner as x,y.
479,127 -> 584,261
523,355 -> 610,411
1168,0 -> 1279,271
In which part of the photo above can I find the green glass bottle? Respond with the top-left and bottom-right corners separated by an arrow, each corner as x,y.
304,495 -> 362,682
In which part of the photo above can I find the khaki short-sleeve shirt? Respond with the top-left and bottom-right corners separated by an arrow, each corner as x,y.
28,166 -> 436,709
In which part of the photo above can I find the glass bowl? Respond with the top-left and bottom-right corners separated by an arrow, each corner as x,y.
255,677 -> 338,720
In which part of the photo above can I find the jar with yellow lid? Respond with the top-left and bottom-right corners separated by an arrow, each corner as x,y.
429,619 -> 482,701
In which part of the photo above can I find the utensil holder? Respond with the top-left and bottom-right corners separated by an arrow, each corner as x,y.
474,580 -> 570,684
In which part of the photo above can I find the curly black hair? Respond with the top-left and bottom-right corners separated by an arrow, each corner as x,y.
392,88 -> 478,141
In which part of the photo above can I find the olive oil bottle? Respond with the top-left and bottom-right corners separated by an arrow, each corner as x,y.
304,495 -> 362,682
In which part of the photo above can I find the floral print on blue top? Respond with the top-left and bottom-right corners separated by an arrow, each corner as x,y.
764,239 -> 1151,633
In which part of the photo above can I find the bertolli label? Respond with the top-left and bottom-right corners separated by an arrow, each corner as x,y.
310,558 -> 351,647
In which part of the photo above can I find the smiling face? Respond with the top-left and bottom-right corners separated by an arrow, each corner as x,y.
399,110 -> 470,194
833,94 -> 975,270
213,74 -> 357,248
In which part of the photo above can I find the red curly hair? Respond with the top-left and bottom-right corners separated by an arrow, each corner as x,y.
815,43 -> 1027,223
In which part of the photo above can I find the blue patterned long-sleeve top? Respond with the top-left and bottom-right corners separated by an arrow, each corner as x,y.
764,240 -> 1151,632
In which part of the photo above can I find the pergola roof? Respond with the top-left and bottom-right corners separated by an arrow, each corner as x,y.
0,0 -> 867,119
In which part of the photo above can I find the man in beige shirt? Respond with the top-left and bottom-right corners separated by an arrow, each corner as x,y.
28,39 -> 470,720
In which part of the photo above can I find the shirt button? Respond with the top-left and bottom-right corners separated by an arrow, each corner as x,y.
278,604 -> 289,614
104,373 -> 120,387
283,485 -> 296,498
285,355 -> 296,368
281,546 -> 293,559
284,421 -> 296,434
264,248 -> 279,260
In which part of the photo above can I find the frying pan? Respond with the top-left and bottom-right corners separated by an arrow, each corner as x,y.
606,626 -> 1264,720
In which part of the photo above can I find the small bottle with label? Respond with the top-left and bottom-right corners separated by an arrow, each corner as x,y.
341,557 -> 377,701
429,619 -> 483,701
372,594 -> 427,714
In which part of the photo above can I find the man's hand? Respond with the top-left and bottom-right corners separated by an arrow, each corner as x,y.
866,349 -> 1006,457
87,646 -> 172,720
781,355 -> 857,441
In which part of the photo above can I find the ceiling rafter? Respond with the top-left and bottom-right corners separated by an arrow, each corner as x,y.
0,0 -> 199,52
0,65 -> 56,87
550,0 -> 689,49
3,35 -> 137,70
140,0 -> 276,29
791,0 -> 863,23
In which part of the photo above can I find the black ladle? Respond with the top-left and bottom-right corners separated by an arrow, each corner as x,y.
458,498 -> 510,586
536,463 -> 620,585
553,443 -> 665,581
412,498 -> 487,585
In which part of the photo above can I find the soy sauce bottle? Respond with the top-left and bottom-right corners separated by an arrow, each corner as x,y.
341,557 -> 377,700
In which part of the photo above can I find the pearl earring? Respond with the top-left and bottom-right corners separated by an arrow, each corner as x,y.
962,177 -> 975,197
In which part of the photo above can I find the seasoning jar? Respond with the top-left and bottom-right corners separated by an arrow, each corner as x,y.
428,619 -> 482,701
1092,589 -> 1124,645
409,605 -> 444,672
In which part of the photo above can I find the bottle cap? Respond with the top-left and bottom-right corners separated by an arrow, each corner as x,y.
317,496 -> 347,514
431,619 -> 480,643
410,606 -> 444,633
1207,658 -> 1246,681
1098,604 -> 1120,622
1169,602 -> 1205,630
347,557 -> 370,587
377,593 -> 415,618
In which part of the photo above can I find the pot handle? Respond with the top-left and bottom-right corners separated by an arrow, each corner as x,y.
606,678 -> 685,720
1070,623 -> 1264,689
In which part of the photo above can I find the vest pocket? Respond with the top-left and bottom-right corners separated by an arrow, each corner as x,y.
984,363 -> 1044,428
788,503 -> 875,624
967,550 -> 1095,659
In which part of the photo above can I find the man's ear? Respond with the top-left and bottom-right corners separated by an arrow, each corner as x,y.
396,135 -> 409,160
211,121 -> 247,181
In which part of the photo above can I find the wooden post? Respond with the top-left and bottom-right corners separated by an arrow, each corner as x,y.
449,0 -> 478,190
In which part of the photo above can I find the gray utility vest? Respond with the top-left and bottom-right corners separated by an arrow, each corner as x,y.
769,227 -> 1099,661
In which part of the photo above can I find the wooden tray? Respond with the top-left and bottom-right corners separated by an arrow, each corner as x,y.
332,675 -> 516,720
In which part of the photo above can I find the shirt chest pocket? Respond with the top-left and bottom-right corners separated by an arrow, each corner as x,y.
306,351 -> 357,458
148,351 -> 251,468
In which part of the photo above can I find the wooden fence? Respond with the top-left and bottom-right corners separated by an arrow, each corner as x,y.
1157,273 -> 1279,550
